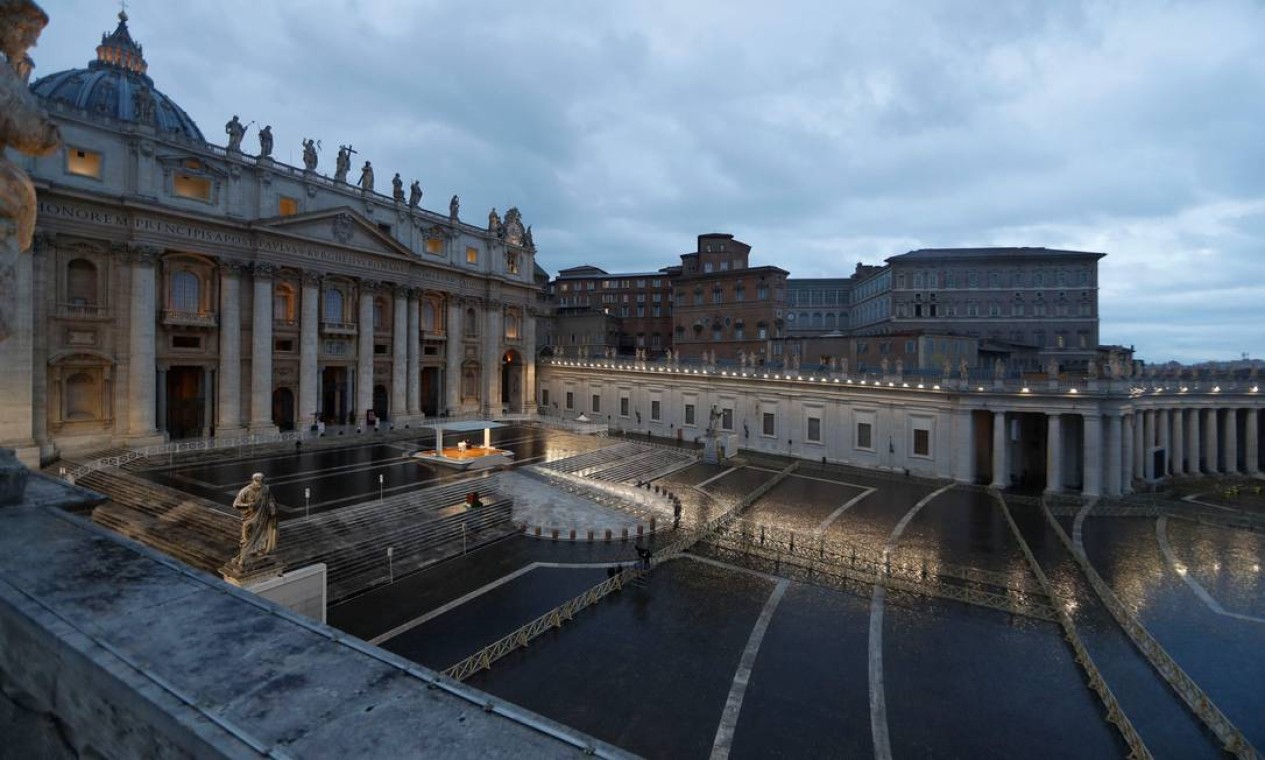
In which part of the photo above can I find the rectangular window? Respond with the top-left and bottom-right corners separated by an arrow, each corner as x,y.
592,394 -> 601,413
278,196 -> 299,216
913,429 -> 930,457
651,400 -> 661,421
807,417 -> 822,443
565,391 -> 574,410
856,422 -> 873,450
620,397 -> 630,416
905,340 -> 915,353
541,389 -> 550,408
274,338 -> 294,352
66,147 -> 103,179
426,238 -> 444,255
171,335 -> 201,349
762,412 -> 775,436
685,404 -> 696,425
721,408 -> 733,431
465,246 -> 478,264
173,173 -> 212,201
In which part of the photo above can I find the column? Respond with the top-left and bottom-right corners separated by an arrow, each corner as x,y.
1157,409 -> 1169,477
523,307 -> 538,414
248,264 -> 276,432
952,408 -> 975,483
1045,413 -> 1063,494
1141,410 -> 1154,480
156,367 -> 168,434
299,271 -> 319,430
1223,408 -> 1238,474
1105,413 -> 1123,497
406,290 -> 421,417
202,368 -> 214,437
216,262 -> 244,434
1083,413 -> 1103,498
1122,413 -> 1135,493
391,286 -> 407,422
1245,408 -> 1259,475
483,303 -> 502,416
1204,408 -> 1219,473
445,299 -> 462,414
991,410 -> 1008,488
126,247 -> 159,438
1187,408 -> 1201,474
1171,406 -> 1184,475
1132,409 -> 1145,482
357,280 -> 376,427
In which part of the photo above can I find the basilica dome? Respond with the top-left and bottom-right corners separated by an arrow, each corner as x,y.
31,12 -> 205,143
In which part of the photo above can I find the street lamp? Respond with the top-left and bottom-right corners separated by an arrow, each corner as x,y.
378,473 -> 385,502
387,546 -> 394,583
304,487 -> 311,521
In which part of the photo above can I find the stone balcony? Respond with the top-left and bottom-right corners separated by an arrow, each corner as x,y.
160,309 -> 218,329
320,321 -> 358,336
55,302 -> 110,320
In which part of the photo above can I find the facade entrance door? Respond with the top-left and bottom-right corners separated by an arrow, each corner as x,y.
272,387 -> 295,431
321,366 -> 351,424
420,366 -> 441,416
373,384 -> 388,422
166,366 -> 204,440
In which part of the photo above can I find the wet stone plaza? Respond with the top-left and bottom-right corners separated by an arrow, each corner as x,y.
143,427 -> 1265,758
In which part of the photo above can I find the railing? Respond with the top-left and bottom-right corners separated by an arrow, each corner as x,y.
66,430 -> 308,482
56,302 -> 109,319
1037,498 -> 1258,759
161,309 -> 218,328
320,321 -> 358,335
442,565 -> 645,682
996,493 -> 1153,759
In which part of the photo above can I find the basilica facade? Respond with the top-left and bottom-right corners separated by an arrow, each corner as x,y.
2,13 -> 538,465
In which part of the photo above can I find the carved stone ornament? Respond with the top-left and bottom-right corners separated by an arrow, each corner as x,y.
253,262 -> 277,278
503,207 -> 525,246
301,269 -> 322,287
332,213 -> 354,244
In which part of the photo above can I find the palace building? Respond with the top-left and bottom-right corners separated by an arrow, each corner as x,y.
1,12 -> 539,465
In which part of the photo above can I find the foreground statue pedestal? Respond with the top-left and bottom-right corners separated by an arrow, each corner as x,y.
0,447 -> 29,506
219,554 -> 285,587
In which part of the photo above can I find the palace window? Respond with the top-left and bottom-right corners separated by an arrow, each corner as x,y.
170,271 -> 200,312
422,301 -> 436,331
856,422 -> 873,450
273,283 -> 296,321
592,394 -> 601,413
373,297 -> 387,330
425,238 -> 444,255
807,416 -> 822,443
66,147 -> 103,179
466,247 -> 479,265
620,397 -> 630,416
913,428 -> 931,457
66,259 -> 99,306
323,288 -> 344,322
173,173 -> 212,201
278,196 -> 299,216
685,404 -> 696,426
735,285 -> 745,302
762,412 -> 775,436
651,400 -> 661,421
505,312 -> 520,340
465,308 -> 478,337
565,391 -> 574,410
721,408 -> 733,431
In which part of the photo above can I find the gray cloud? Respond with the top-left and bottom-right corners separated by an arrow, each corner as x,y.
34,0 -> 1265,363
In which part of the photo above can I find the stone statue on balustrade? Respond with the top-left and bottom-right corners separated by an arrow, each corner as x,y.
1045,358 -> 1059,380
839,357 -> 848,375
358,161 -> 374,192
896,359 -> 904,377
408,180 -> 422,209
302,138 -> 319,171
993,358 -> 1004,379
960,358 -> 970,382
257,125 -> 273,158
0,0 -> 61,344
1087,359 -> 1099,380
942,359 -> 951,379
488,208 -> 503,237
449,194 -> 460,221
881,357 -> 889,375
225,114 -> 246,152
221,473 -> 280,582
392,173 -> 404,202
334,144 -> 354,183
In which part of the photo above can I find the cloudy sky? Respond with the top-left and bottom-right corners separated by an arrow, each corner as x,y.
32,1 -> 1265,363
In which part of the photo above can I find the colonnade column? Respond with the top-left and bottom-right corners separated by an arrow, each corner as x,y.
952,409 -> 975,483
1133,410 -> 1145,483
391,286 -> 407,422
298,271 -> 319,430
1105,413 -> 1123,497
1171,406 -> 1184,475
406,290 -> 421,418
1122,414 -> 1135,493
483,303 -> 502,416
523,307 -> 538,414
1045,413 -> 1063,494
1246,409 -> 1259,475
126,247 -> 159,439
1083,413 -> 1103,498
1157,409 -> 1169,477
991,410 -> 1008,488
356,280 -> 376,427
1142,410 -> 1154,480
1223,409 -> 1238,474
248,264 -> 276,433
216,262 -> 243,435
1187,408 -> 1201,474
445,300 -> 462,414
1204,408 -> 1219,474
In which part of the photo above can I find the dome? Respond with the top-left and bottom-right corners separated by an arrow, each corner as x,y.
31,12 -> 205,143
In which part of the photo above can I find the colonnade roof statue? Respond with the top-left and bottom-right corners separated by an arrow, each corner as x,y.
1,0 -> 61,342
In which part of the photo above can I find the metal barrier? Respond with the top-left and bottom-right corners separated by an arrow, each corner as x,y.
1037,498 -> 1258,759
996,494 -> 1153,759
66,430 -> 307,481
442,565 -> 645,682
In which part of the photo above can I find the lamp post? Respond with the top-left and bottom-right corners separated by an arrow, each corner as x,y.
387,546 -> 394,584
304,487 -> 311,521
379,472 -> 384,502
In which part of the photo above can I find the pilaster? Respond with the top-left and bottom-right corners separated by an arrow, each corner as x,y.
298,270 -> 320,430
216,260 -> 246,435
1045,413 -> 1063,494
248,263 -> 277,433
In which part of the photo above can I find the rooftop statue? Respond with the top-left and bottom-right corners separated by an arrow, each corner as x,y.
408,180 -> 422,209
1,0 -> 61,343
392,172 -> 404,202
334,144 -> 354,183
228,473 -> 278,568
257,124 -> 273,158
301,138 -> 318,171
225,114 -> 246,152
449,194 -> 460,221
488,207 -> 502,237
358,160 -> 373,192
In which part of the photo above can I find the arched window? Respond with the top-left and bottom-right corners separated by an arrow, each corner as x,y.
505,312 -> 520,340
65,372 -> 97,420
67,259 -> 99,306
812,313 -> 823,328
323,288 -> 343,322
465,307 -> 478,337
422,301 -> 436,332
170,270 -> 200,312
274,283 -> 296,321
373,297 -> 387,330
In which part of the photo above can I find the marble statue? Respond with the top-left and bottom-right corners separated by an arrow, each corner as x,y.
503,207 -> 525,245
881,357 -> 889,375
993,358 -> 1004,379
1046,358 -> 1059,380
225,114 -> 246,152
449,194 -> 460,221
0,0 -> 60,343
738,349 -> 746,366
942,359 -> 951,378
488,208 -> 502,237
257,124 -> 273,158
358,161 -> 373,192
391,172 -> 404,202
301,138 -> 318,171
229,473 -> 278,567
960,358 -> 969,382
1087,360 -> 1099,380
524,225 -> 534,249
408,180 -> 422,209
334,144 -> 353,183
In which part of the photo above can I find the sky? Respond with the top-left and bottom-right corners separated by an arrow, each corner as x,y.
29,0 -> 1265,364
